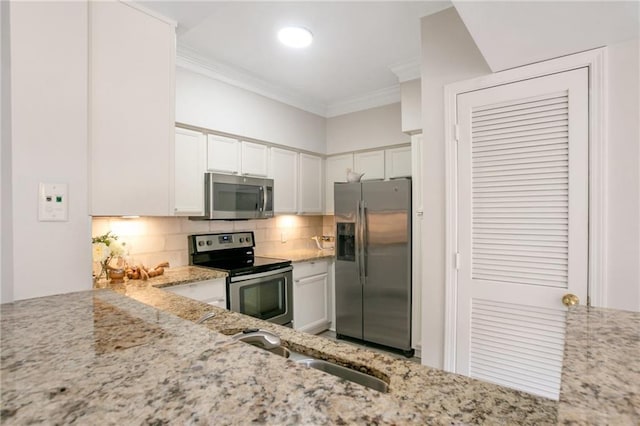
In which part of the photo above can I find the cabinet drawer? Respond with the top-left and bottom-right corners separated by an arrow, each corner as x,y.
293,260 -> 329,281
163,278 -> 226,307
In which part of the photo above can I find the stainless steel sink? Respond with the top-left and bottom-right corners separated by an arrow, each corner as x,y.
296,358 -> 389,393
266,346 -> 290,358
232,329 -> 388,393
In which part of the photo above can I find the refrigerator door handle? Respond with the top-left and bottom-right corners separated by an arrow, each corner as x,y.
355,200 -> 363,285
362,201 -> 368,279
358,199 -> 366,284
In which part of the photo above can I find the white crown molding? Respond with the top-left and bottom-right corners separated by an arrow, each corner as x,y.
390,58 -> 421,83
178,44 -> 403,118
325,85 -> 401,118
176,44 -> 328,117
121,1 -> 177,27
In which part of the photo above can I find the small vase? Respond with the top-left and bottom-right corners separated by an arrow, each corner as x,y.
109,268 -> 125,284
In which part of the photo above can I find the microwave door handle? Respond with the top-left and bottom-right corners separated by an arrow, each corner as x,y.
257,186 -> 264,212
262,186 -> 268,213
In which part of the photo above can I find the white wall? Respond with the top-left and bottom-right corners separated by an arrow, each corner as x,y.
605,38 -> 640,312
420,8 -> 640,369
454,1 -> 640,72
176,67 -> 326,154
325,103 -> 409,155
400,79 -> 421,134
420,7 -> 491,369
1,0 -> 12,304
8,1 -> 92,301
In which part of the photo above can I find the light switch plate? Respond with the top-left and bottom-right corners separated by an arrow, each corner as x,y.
38,183 -> 68,222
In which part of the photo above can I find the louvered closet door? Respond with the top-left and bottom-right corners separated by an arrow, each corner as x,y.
456,68 -> 588,400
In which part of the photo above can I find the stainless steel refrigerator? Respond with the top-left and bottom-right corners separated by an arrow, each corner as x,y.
334,179 -> 413,356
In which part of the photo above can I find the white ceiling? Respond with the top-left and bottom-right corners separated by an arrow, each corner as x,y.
453,1 -> 640,72
138,1 -> 452,117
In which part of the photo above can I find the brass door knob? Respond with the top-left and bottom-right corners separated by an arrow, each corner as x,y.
562,293 -> 580,307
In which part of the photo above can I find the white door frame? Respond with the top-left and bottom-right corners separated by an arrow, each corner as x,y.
443,48 -> 607,373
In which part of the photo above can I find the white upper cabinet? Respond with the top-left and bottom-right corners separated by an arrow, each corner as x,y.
385,146 -> 412,179
269,147 -> 298,214
207,134 -> 240,174
207,136 -> 268,177
90,1 -> 175,216
298,153 -> 323,214
325,154 -> 354,214
240,141 -> 269,177
354,150 -> 385,181
173,127 -> 206,216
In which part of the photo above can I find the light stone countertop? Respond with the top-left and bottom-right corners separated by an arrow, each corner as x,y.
1,290 -> 433,424
2,267 -> 638,424
558,305 -> 640,424
94,265 -> 228,289
257,248 -> 335,263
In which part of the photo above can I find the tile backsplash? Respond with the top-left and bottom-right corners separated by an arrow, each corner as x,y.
92,216 -> 328,268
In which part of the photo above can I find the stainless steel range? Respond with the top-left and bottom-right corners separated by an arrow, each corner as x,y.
188,232 -> 293,326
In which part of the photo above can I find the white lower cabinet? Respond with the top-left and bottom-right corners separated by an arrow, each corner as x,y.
293,260 -> 331,334
163,278 -> 227,309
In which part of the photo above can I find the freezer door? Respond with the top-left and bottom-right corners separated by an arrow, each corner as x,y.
362,179 -> 412,350
334,182 -> 363,340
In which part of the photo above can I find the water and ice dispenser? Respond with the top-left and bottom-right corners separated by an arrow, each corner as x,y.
336,222 -> 355,261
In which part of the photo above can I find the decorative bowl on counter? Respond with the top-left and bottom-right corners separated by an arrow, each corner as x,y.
346,169 -> 365,182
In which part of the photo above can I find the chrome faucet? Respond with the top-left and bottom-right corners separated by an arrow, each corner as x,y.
232,328 -> 281,350
195,312 -> 216,324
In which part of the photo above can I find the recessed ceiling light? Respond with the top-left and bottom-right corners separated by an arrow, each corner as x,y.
278,26 -> 313,49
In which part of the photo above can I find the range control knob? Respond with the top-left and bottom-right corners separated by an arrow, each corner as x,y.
239,238 -> 244,243
206,240 -> 213,246
246,236 -> 251,243
198,241 -> 204,247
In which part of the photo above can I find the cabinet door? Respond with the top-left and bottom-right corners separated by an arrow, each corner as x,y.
298,153 -> 323,214
293,272 -> 329,334
385,146 -> 412,179
354,150 -> 385,181
162,278 -> 226,308
240,141 -> 268,177
270,147 -> 298,213
173,128 -> 205,215
325,154 -> 354,214
90,1 -> 175,216
207,134 -> 240,174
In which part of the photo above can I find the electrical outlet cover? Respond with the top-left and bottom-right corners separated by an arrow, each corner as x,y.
38,183 -> 68,222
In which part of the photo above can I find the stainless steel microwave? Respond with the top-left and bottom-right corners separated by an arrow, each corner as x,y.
190,173 -> 274,220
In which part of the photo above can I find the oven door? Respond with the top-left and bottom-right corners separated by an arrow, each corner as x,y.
228,267 -> 293,326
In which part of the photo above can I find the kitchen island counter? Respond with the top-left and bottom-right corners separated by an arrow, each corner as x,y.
2,274 -> 558,425
1,290 -> 434,424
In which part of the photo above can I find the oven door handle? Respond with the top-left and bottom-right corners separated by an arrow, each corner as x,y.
229,266 -> 293,283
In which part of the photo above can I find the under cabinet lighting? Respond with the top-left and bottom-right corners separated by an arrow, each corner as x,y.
278,27 -> 313,49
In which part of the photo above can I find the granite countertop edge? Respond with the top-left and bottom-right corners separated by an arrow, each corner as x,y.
93,265 -> 559,425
